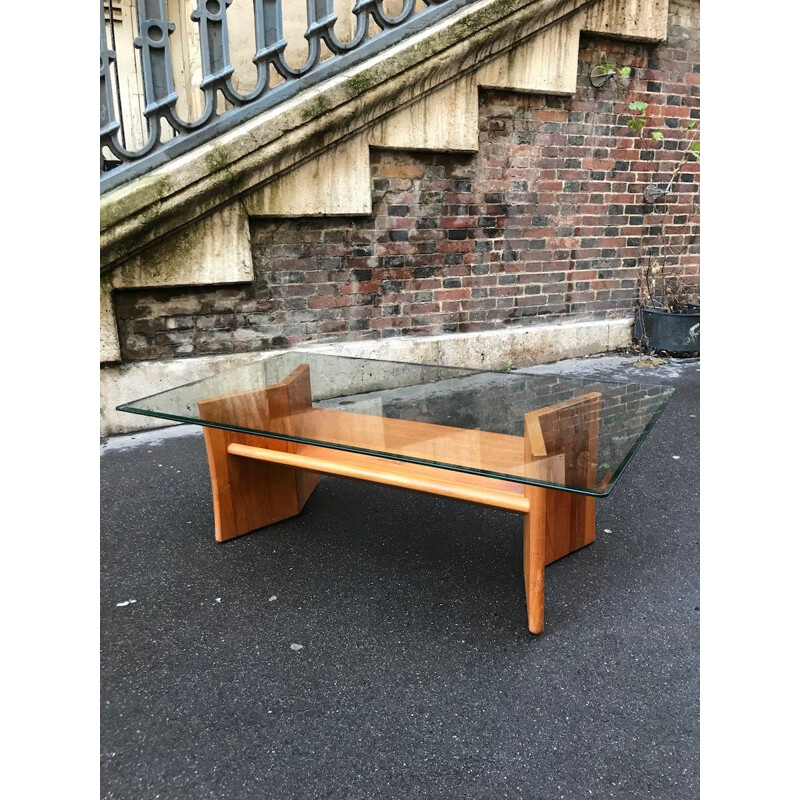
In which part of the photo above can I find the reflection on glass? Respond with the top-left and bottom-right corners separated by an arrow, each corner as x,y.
118,351 -> 673,495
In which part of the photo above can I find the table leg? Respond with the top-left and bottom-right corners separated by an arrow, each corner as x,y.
523,392 -> 601,633
198,364 -> 318,542
522,481 -> 597,633
202,427 -> 317,542
523,484 -> 547,634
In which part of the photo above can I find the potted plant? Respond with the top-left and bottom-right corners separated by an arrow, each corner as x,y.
624,99 -> 700,353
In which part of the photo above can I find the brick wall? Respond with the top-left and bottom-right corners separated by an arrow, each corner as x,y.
114,2 -> 699,363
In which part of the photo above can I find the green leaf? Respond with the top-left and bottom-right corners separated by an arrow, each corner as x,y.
596,64 -> 614,75
687,121 -> 698,130
627,118 -> 646,132
651,130 -> 665,141
689,140 -> 700,152
628,101 -> 648,112
618,67 -> 632,78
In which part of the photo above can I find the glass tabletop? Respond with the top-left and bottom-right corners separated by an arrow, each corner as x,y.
117,351 -> 673,496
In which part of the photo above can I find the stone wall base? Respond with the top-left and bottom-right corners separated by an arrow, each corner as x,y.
101,318 -> 633,437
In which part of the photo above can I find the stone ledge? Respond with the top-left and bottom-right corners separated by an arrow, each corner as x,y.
101,318 -> 633,436
100,0 -> 599,269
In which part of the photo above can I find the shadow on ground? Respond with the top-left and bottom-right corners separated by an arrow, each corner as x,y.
101,355 -> 699,800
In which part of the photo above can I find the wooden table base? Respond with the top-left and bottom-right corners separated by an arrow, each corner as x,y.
198,365 -> 600,634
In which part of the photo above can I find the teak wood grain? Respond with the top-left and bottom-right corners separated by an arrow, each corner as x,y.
522,453 -> 565,635
260,406 -> 529,478
226,441 -> 531,513
197,362 -> 601,633
197,364 -> 318,542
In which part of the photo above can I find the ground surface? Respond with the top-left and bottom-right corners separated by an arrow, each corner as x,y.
101,354 -> 699,800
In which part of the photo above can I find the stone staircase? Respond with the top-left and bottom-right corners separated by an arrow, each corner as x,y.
100,0 -> 670,433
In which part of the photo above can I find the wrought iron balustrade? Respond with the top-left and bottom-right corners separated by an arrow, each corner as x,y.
100,0 -> 474,193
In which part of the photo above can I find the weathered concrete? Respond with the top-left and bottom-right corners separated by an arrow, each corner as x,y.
101,317 -> 633,436
101,350 -> 270,437
368,74 -> 480,154
477,10 -> 583,95
243,134 -> 373,217
584,0 -> 669,40
103,0 -> 653,268
100,0 -> 669,365
101,201 -> 254,362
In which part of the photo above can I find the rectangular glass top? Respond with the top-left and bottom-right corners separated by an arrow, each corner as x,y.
117,351 -> 673,496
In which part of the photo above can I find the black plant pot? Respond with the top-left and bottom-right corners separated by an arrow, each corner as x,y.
634,306 -> 700,353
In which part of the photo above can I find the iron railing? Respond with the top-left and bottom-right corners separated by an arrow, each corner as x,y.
100,0 -> 474,193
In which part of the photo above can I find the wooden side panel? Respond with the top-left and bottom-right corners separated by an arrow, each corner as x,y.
525,393 -> 602,564
198,364 -> 318,542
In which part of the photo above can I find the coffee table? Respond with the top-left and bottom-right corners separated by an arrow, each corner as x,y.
117,351 -> 673,633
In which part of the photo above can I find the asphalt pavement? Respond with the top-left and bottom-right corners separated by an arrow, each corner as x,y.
101,354 -> 699,800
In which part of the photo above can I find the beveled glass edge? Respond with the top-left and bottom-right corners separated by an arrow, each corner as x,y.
588,386 -> 674,495
117,389 -> 673,496
116,351 -> 675,497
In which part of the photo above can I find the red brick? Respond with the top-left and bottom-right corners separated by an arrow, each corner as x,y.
434,288 -> 470,301
308,296 -> 349,309
116,3 -> 699,365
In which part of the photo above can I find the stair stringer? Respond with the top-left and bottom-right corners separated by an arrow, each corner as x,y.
243,0 -> 667,219
242,135 -> 373,217
100,201 -> 253,363
583,0 -> 669,41
100,0 -> 669,362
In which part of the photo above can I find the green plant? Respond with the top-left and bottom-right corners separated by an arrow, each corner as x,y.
623,99 -> 700,313
590,63 -> 632,90
628,102 -> 700,200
